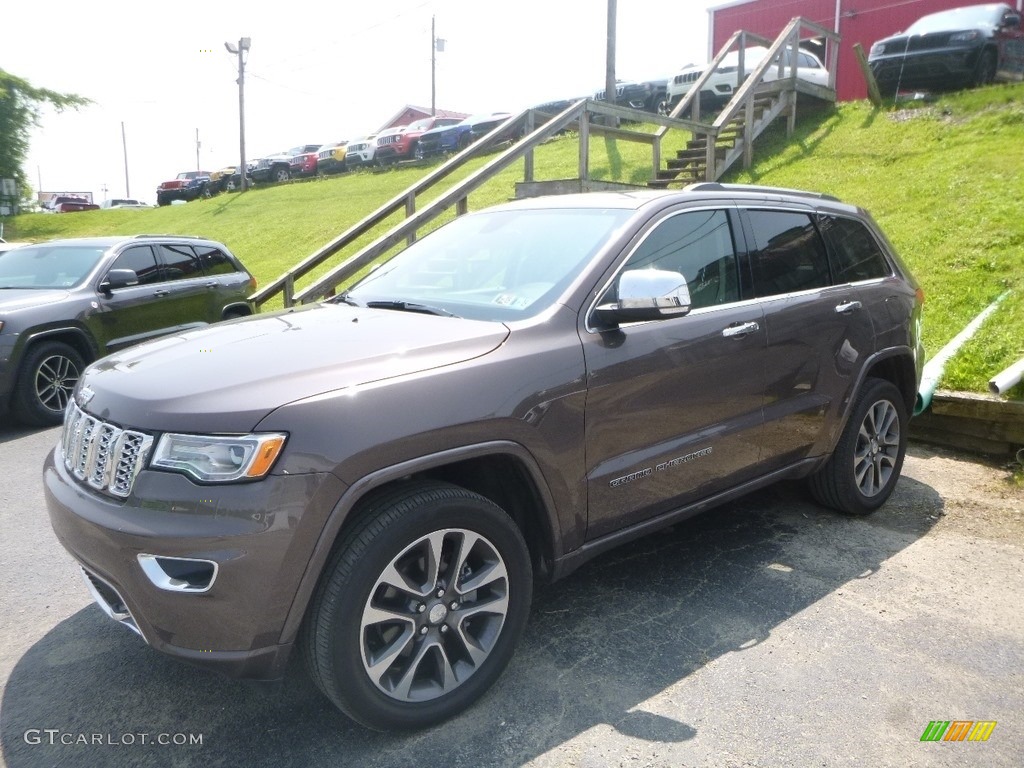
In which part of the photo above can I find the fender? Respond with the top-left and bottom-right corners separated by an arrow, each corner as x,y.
811,344 -> 917,470
277,439 -> 564,644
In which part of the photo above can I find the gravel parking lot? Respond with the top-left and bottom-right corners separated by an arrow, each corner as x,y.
1,424 -> 1021,768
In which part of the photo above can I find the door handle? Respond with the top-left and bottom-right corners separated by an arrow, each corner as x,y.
835,301 -> 862,314
206,281 -> 218,289
153,289 -> 170,298
721,321 -> 760,338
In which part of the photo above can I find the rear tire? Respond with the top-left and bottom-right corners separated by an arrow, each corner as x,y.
13,341 -> 85,427
808,378 -> 907,515
302,480 -> 532,731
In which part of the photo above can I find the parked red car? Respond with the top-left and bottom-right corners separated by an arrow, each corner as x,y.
47,196 -> 99,213
288,147 -> 322,177
375,116 -> 463,164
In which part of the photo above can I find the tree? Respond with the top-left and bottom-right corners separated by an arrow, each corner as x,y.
0,69 -> 91,193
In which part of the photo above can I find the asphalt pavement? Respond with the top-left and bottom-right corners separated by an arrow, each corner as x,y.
1,423 -> 1021,768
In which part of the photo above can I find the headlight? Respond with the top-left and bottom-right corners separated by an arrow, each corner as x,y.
870,42 -> 885,56
950,30 -> 980,43
151,432 -> 287,482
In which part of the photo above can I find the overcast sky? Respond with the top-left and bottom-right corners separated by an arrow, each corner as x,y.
7,0 -> 718,204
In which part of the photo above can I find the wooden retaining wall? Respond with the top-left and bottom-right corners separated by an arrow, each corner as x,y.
910,391 -> 1024,459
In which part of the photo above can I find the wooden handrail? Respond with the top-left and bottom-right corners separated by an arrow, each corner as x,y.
291,99 -> 592,304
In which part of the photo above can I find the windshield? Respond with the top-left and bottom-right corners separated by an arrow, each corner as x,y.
0,245 -> 107,289
346,207 -> 632,321
906,5 -> 1002,34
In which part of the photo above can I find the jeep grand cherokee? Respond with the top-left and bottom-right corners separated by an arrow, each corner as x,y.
45,184 -> 924,731
1,235 -> 255,426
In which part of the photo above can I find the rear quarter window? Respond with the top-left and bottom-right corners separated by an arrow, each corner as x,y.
194,245 -> 239,276
817,215 -> 893,282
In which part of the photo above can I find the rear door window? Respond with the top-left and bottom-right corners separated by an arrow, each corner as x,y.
156,244 -> 204,280
746,210 -> 830,297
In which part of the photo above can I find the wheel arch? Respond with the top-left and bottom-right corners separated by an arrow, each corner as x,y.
19,326 -> 98,371
862,348 -> 918,416
279,441 -> 562,645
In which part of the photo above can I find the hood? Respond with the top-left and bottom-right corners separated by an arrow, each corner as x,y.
0,288 -> 71,311
78,303 -> 510,433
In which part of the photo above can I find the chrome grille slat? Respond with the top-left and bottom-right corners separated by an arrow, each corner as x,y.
61,403 -> 153,498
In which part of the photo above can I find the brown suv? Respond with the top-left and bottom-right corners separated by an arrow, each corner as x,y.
44,184 -> 925,731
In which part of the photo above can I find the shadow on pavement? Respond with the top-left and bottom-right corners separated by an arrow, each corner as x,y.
0,478 -> 942,767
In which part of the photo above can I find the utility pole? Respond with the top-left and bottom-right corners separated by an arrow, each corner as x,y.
121,122 -> 130,197
431,16 -> 436,116
431,17 -> 445,116
606,0 -> 618,127
225,37 -> 251,191
196,128 -> 201,172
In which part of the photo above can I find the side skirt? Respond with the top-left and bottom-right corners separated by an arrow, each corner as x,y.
551,457 -> 821,580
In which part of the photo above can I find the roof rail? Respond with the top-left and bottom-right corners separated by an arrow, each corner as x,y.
130,233 -> 207,240
685,182 -> 841,203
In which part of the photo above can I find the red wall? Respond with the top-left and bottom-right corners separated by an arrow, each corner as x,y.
710,0 -> 1010,101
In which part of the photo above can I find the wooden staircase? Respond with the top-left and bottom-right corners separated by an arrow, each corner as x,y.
648,17 -> 840,187
651,97 -> 776,188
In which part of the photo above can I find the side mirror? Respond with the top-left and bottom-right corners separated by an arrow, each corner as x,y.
1004,13 -> 1021,28
593,268 -> 691,327
99,268 -> 140,293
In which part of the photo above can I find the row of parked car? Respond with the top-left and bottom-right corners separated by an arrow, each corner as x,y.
154,111 -> 524,205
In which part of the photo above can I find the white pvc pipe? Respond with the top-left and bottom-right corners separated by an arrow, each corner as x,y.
989,357 -> 1024,395
915,291 -> 1010,415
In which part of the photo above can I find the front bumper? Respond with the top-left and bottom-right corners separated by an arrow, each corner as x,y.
870,46 -> 981,91
44,446 -> 345,679
318,158 -> 345,174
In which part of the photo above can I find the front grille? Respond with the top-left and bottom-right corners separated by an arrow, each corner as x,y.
62,403 -> 154,498
378,135 -> 400,146
674,71 -> 703,85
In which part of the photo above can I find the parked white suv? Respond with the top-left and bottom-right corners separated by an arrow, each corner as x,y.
345,138 -> 377,168
664,46 -> 829,113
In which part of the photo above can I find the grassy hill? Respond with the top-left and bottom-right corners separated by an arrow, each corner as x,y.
7,83 -> 1024,396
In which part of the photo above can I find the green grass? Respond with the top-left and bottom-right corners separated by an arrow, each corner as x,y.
6,84 -> 1024,396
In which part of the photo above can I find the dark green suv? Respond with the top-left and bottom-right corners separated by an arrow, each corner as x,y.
0,235 -> 256,426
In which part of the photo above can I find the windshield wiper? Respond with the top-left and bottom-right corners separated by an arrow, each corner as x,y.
330,291 -> 362,307
365,300 -> 459,318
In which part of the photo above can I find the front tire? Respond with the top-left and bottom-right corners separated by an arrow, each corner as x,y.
303,481 -> 532,730
273,167 -> 290,183
808,378 -> 908,515
974,49 -> 997,88
13,341 -> 85,427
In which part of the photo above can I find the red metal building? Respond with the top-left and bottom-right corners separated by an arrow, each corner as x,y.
709,0 -> 1024,101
